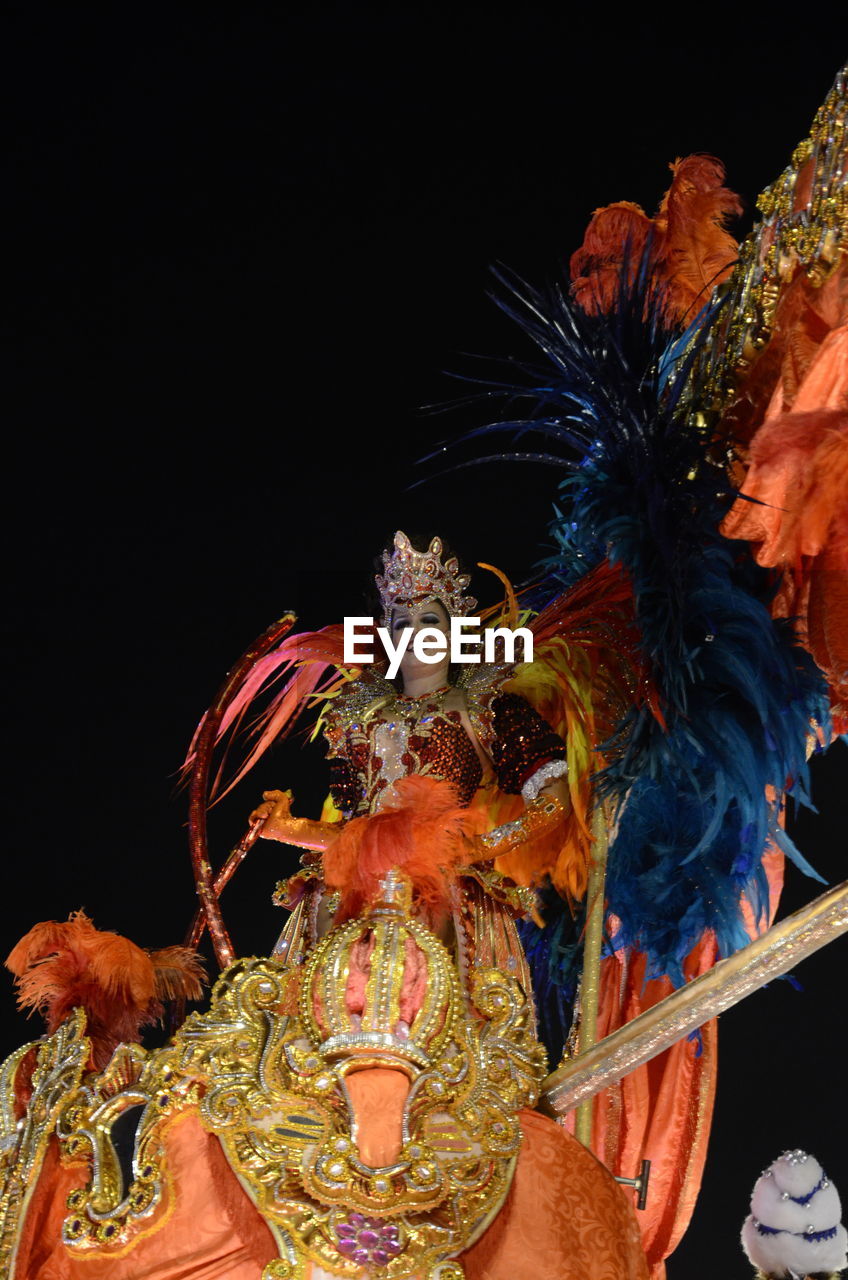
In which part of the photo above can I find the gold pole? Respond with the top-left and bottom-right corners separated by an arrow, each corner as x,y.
542,878 -> 848,1116
573,800 -> 609,1149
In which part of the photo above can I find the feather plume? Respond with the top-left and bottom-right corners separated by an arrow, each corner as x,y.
499,560 -> 653,899
653,155 -> 743,319
148,946 -> 206,1003
182,623 -> 357,800
323,775 -> 486,923
518,887 -> 587,1066
6,911 -> 206,1069
453,238 -> 829,991
571,155 -> 741,325
571,201 -> 653,315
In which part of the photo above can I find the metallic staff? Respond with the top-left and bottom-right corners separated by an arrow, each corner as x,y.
542,879 -> 848,1116
573,799 -> 609,1148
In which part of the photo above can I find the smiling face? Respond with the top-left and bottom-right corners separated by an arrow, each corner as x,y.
390,597 -> 451,690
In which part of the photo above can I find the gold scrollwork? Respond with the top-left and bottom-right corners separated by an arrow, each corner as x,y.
31,889 -> 544,1276
0,907 -> 545,1276
262,1260 -> 299,1280
0,1009 -> 90,1276
159,903 -> 544,1278
679,65 -> 846,418
58,1040 -> 201,1254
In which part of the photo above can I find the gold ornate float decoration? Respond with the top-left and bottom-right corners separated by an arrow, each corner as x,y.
693,66 -> 845,408
51,870 -> 546,1279
0,1010 -> 89,1277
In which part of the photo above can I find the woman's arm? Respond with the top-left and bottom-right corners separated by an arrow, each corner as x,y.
250,789 -> 342,852
465,688 -> 571,866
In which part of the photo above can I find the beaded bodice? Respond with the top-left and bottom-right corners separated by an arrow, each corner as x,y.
322,668 -> 566,818
325,683 -> 484,815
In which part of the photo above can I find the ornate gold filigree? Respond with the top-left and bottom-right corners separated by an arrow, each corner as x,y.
679,63 -> 846,415
164,885 -> 545,1279
5,872 -> 543,1276
262,1259 -> 304,1280
0,1009 -> 90,1277
462,861 -> 536,919
59,1040 -> 202,1254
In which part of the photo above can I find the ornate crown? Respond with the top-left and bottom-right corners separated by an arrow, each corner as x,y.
375,531 -> 476,624
300,870 -> 462,1076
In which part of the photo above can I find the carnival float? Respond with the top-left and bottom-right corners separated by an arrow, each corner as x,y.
1,42 -> 845,1280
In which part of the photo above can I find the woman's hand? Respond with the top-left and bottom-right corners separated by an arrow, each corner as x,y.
250,789 -> 294,839
249,789 -> 342,852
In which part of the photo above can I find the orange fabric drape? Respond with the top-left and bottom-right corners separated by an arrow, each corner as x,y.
580,847 -> 784,1278
586,936 -> 719,1280
721,264 -> 848,731
17,1110 -> 648,1280
463,1110 -> 649,1280
16,1113 -> 278,1280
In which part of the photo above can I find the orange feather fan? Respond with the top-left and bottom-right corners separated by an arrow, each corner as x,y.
6,911 -> 206,1070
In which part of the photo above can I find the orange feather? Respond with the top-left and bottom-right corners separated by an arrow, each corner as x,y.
323,775 -> 486,923
6,911 -> 205,1069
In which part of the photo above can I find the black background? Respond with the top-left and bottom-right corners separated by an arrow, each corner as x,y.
5,10 -> 847,1276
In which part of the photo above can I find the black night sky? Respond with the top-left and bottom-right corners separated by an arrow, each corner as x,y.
5,11 -> 847,1277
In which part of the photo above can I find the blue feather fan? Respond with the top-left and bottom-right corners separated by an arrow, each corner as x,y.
471,259 -> 830,1009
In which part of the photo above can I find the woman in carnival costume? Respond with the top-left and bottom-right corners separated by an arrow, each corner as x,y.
0,530 -> 650,1280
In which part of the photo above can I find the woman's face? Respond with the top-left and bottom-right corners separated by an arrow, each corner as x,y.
390,598 -> 451,688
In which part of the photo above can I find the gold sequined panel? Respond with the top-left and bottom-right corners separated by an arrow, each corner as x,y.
321,671 -> 395,756
459,661 -> 514,746
682,63 -> 846,415
0,1010 -> 90,1276
54,1032 -> 204,1257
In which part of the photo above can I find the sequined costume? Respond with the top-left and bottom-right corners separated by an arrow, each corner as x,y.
0,639 -> 649,1280
322,670 -> 567,817
265,658 -> 576,1006
271,662 -> 573,1041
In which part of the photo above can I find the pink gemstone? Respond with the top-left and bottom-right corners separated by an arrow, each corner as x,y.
336,1239 -> 356,1256
381,1225 -> 399,1242
336,1225 -> 356,1239
352,1248 -> 370,1264
372,1249 -> 390,1265
358,1229 -> 379,1248
349,1213 -> 365,1227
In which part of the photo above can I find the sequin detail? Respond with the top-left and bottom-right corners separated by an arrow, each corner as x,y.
324,676 -> 567,815
490,693 -> 567,793
327,686 -> 482,813
521,758 -> 568,802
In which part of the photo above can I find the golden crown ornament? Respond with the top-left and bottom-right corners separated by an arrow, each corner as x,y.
375,531 -> 477,625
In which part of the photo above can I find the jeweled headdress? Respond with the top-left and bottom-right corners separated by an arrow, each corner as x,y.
375,531 -> 477,624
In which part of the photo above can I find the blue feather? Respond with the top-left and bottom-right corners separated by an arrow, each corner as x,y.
464,256 -> 831,986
